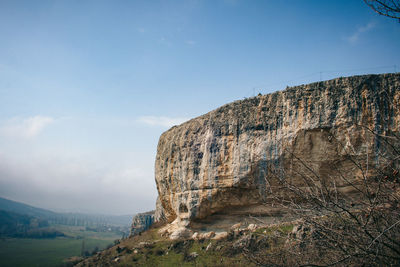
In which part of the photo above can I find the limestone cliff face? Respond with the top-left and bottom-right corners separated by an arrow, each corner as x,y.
130,211 -> 154,237
155,73 -> 400,225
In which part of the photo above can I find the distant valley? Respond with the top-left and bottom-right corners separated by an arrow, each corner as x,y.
0,197 -> 132,266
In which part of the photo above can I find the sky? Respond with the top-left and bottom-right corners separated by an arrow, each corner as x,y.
0,0 -> 399,215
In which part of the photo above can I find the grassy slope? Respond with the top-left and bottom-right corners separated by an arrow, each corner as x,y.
77,223 -> 295,267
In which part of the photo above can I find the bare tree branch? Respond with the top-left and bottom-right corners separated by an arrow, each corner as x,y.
364,0 -> 400,21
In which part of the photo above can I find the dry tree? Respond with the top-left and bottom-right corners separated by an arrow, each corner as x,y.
364,0 -> 400,21
245,125 -> 400,266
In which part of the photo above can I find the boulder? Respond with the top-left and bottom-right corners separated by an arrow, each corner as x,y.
170,227 -> 193,240
212,231 -> 228,240
247,224 -> 257,231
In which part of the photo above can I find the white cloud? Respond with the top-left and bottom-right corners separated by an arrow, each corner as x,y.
0,116 -> 54,139
137,116 -> 189,128
185,40 -> 196,45
0,154 -> 157,215
0,115 -> 161,215
346,22 -> 376,44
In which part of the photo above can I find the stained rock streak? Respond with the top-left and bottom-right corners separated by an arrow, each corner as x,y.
154,73 -> 400,230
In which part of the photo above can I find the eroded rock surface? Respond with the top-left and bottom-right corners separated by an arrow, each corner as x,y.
129,211 -> 154,237
155,73 -> 400,229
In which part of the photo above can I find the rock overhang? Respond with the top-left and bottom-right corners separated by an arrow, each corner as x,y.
154,73 -> 400,228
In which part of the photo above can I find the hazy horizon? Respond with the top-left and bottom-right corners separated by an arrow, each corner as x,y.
1,0 -> 399,216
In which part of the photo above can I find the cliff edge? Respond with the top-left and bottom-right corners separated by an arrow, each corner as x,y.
154,73 -> 400,235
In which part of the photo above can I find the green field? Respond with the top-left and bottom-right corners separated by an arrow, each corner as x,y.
0,225 -> 121,267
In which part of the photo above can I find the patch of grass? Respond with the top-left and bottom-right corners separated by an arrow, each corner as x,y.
115,239 -> 251,267
278,223 -> 294,234
52,224 -> 122,240
81,227 -> 257,267
254,223 -> 294,236
0,238 -> 89,267
0,225 -> 121,267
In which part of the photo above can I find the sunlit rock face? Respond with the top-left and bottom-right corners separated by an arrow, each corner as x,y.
154,73 -> 400,225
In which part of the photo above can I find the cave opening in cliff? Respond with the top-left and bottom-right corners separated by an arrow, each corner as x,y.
179,203 -> 189,213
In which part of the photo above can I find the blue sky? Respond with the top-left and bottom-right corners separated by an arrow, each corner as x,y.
0,0 -> 399,215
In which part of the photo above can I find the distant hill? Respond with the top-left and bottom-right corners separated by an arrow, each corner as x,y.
0,197 -> 57,218
0,197 -> 132,227
0,209 -> 34,236
0,209 -> 65,238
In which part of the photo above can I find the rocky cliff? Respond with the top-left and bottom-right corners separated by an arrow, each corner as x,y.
155,73 -> 400,231
129,211 -> 154,237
